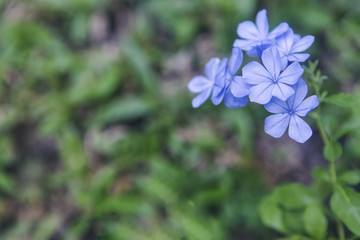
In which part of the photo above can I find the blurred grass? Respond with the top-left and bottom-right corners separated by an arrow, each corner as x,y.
0,0 -> 359,239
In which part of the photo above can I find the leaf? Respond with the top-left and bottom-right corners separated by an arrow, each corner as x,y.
323,141 -> 342,162
339,171 -> 360,185
325,93 -> 354,107
90,97 -> 153,126
303,205 -> 327,239
273,184 -> 316,210
333,118 -> 360,140
330,185 -> 360,236
259,194 -> 287,233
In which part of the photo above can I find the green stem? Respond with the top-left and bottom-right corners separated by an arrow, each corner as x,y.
314,112 -> 345,240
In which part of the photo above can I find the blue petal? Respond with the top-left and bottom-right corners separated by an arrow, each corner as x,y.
291,35 -> 315,52
215,58 -> 228,81
264,113 -> 290,138
204,58 -> 221,80
256,9 -> 269,39
228,47 -> 243,75
265,98 -> 289,113
224,90 -> 248,108
192,88 -> 212,108
236,20 -> 260,40
288,53 -> 310,62
233,39 -> 256,51
278,62 -> 303,85
246,47 -> 259,57
261,47 -> 281,80
255,42 -> 273,58
230,76 -> 250,98
295,95 -> 319,116
211,83 -> 226,105
188,76 -> 212,93
268,22 -> 289,39
243,61 -> 272,85
249,82 -> 274,104
288,115 -> 312,143
276,28 -> 294,54
272,83 -> 295,101
287,78 -> 308,110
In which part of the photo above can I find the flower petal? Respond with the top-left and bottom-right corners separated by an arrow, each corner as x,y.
230,76 -> 249,98
276,28 -> 294,54
204,57 -> 220,80
188,76 -> 212,93
233,39 -> 256,51
211,83 -> 226,105
192,87 -> 212,108
295,95 -> 319,116
291,35 -> 315,52
287,78 -> 308,110
288,115 -> 312,143
262,47 -> 281,79
272,83 -> 295,101
278,62 -> 303,85
264,113 -> 290,138
224,90 -> 248,108
237,21 -> 260,40
215,58 -> 228,81
256,9 -> 269,39
288,53 -> 310,62
268,22 -> 289,39
249,82 -> 274,104
265,98 -> 289,114
228,47 -> 243,75
242,61 -> 272,85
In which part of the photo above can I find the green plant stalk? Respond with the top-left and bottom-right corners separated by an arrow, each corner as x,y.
314,112 -> 345,240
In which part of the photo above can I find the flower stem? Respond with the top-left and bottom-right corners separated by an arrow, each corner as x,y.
314,111 -> 345,240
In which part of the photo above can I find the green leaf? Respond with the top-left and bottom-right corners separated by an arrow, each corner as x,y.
259,194 -> 287,233
273,184 -> 316,210
330,185 -> 360,236
339,171 -> 360,185
333,117 -> 360,140
325,93 -> 354,107
323,141 -> 342,162
303,205 -> 327,239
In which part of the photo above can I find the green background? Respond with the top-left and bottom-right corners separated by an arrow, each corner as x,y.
0,0 -> 359,239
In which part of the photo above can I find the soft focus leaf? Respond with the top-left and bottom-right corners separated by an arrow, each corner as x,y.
330,185 -> 360,236
303,205 -> 327,239
323,141 -> 342,162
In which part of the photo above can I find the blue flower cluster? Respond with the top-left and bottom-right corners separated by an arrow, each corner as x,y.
188,9 -> 319,143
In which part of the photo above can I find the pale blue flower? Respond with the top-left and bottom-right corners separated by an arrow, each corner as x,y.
211,47 -> 249,108
276,28 -> 315,68
233,9 -> 289,57
264,78 -> 319,143
188,58 -> 220,108
242,47 -> 304,104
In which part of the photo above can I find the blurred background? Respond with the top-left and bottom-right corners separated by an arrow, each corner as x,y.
0,0 -> 360,239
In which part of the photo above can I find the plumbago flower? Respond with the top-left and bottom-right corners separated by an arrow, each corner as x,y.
242,47 -> 304,104
264,79 -> 319,143
188,9 -> 318,143
234,9 -> 289,57
275,28 -> 315,68
187,58 -> 221,108
211,47 -> 249,108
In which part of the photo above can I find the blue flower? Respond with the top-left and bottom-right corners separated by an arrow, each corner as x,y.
188,57 -> 220,108
242,47 -> 304,104
211,47 -> 249,108
233,9 -> 289,57
276,28 -> 315,68
264,78 -> 319,143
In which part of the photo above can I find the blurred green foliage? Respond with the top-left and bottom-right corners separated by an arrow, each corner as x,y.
0,0 -> 359,239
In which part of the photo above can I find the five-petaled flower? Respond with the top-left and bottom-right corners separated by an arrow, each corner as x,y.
264,79 -> 319,143
243,47 -> 304,104
233,9 -> 288,57
275,28 -> 315,69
